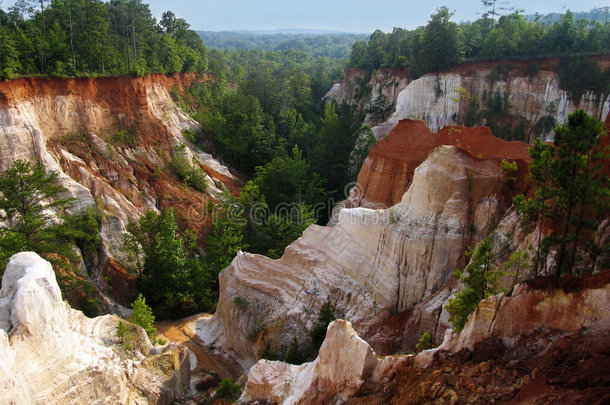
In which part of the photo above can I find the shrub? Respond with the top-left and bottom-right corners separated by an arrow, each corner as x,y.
415,332 -> 434,352
213,378 -> 241,401
131,293 -> 156,338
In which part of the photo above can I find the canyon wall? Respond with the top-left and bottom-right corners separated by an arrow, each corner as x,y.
326,57 -> 610,141
197,131 -> 531,372
0,74 -> 238,307
0,252 -> 190,404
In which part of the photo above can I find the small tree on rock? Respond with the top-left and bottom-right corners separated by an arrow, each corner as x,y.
446,238 -> 505,331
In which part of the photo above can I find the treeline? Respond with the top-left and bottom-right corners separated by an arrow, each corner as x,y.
198,31 -> 367,59
525,7 -> 609,25
0,0 -> 208,79
349,7 -> 610,77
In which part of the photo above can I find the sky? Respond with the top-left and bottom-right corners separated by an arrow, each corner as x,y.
142,0 -> 610,32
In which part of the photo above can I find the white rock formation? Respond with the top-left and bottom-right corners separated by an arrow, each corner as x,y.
198,145 -> 507,371
240,319 -> 408,405
0,252 -> 190,404
388,70 -> 609,138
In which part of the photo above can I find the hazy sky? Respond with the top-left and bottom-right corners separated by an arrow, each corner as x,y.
142,0 -> 609,32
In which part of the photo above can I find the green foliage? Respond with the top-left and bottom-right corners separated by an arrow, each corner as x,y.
125,208 -> 215,318
503,249 -> 530,292
549,110 -> 608,276
309,301 -> 336,354
213,378 -> 241,401
347,8 -> 610,76
0,0 -> 208,77
446,238 -> 505,331
116,320 -> 128,343
198,31 -> 367,58
0,26 -> 21,80
415,332 -> 434,352
130,293 -> 156,339
419,7 -> 463,75
500,159 -> 518,188
112,129 -> 136,147
0,160 -> 73,251
559,57 -> 610,103
253,146 -> 327,211
170,143 -> 208,193
515,111 -> 608,277
285,337 -> 305,365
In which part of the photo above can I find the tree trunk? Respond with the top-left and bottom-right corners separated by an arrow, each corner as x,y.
555,196 -> 575,278
69,9 -> 76,71
569,149 -> 592,276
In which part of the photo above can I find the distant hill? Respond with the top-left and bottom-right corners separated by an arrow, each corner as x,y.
524,7 -> 609,24
197,31 -> 368,59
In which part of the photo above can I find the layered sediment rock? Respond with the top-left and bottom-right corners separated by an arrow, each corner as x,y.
325,57 -> 610,142
324,67 -> 409,133
198,143 -> 524,372
242,272 -> 610,405
353,119 -> 530,208
0,74 -> 238,305
0,252 -> 190,404
389,62 -> 610,138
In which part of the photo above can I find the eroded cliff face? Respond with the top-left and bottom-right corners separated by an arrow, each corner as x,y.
325,67 -> 409,134
197,140 -> 529,373
0,252 -> 190,404
0,74 -> 238,306
326,57 -> 610,141
352,119 -> 531,208
242,271 -> 610,405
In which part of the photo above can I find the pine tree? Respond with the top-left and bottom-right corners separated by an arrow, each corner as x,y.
130,293 -> 156,338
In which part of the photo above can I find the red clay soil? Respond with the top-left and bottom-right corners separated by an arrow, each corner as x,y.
525,268 -> 610,293
445,54 -> 610,76
0,73 -> 200,108
356,119 -> 532,207
348,328 -> 610,405
101,258 -> 138,304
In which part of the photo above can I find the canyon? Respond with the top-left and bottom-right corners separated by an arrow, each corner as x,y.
195,124 -> 534,374
0,58 -> 608,404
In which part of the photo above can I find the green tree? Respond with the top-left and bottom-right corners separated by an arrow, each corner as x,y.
445,238 -> 505,331
309,300 -> 335,352
415,332 -> 434,352
130,293 -> 156,338
0,160 -> 73,252
550,110 -> 607,276
125,208 -> 214,317
0,27 -> 21,79
513,138 -> 555,275
213,378 -> 241,401
419,7 -> 463,74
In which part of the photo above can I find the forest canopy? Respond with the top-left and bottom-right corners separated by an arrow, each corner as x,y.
348,7 -> 610,77
0,0 -> 208,79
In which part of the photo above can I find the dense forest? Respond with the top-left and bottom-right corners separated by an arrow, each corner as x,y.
198,31 -> 367,59
348,7 -> 610,76
0,0 -> 208,78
